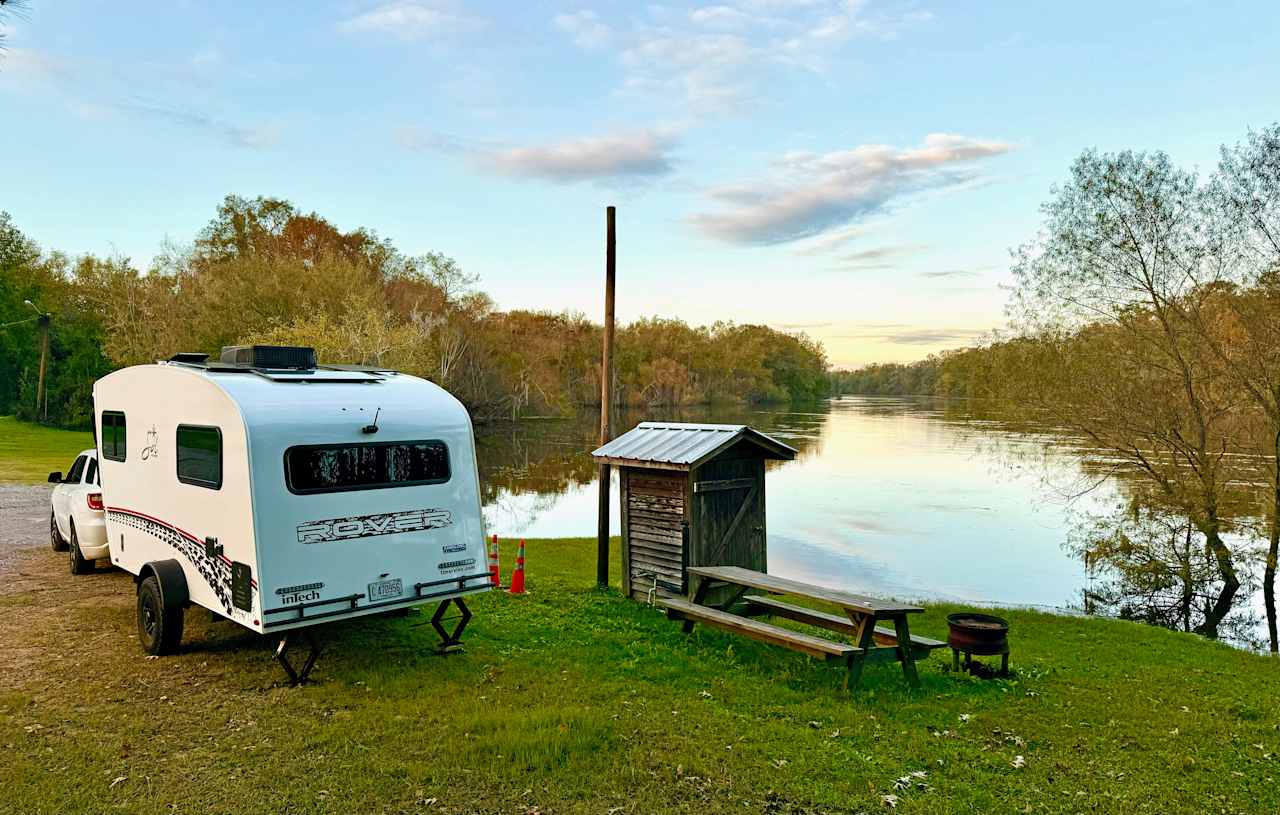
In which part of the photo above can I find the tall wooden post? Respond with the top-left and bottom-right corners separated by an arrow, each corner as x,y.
36,314 -> 50,421
597,206 -> 616,587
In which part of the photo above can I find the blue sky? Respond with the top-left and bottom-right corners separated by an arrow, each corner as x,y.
2,1 -> 1278,367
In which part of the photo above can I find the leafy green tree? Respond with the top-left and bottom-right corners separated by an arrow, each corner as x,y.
0,215 -> 113,428
0,212 -> 45,415
1010,149 -> 1243,639
1204,125 -> 1280,650
1,195 -> 832,426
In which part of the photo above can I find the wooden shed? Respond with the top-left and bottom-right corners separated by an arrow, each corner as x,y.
591,422 -> 797,602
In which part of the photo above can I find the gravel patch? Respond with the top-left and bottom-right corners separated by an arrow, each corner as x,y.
0,484 -> 52,573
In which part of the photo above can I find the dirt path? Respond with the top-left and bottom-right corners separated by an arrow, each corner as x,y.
0,485 -> 52,575
0,484 -> 266,698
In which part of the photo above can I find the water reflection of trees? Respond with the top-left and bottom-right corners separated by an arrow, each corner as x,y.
474,403 -> 830,504
856,394 -> 1268,648
1070,503 -> 1261,647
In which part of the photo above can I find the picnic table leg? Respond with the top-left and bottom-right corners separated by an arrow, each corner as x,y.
843,612 -> 877,691
717,585 -> 750,613
684,574 -> 709,634
893,615 -> 921,689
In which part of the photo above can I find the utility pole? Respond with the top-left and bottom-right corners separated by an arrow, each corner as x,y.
21,300 -> 50,421
597,206 -> 616,588
36,313 -> 49,420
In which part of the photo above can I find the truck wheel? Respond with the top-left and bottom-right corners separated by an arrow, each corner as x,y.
69,524 -> 95,575
137,575 -> 184,655
50,512 -> 68,552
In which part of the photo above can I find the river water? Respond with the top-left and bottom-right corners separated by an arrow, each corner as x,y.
476,396 -> 1121,612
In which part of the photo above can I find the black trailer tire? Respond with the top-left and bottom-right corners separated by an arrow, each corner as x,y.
68,524 -> 95,575
137,575 -> 184,655
50,511 -> 68,552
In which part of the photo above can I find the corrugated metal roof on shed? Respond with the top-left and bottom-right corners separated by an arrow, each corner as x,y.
591,422 -> 796,469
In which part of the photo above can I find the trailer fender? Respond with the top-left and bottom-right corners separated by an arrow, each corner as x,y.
137,559 -> 189,609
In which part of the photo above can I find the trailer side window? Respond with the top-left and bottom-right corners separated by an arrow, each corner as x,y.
177,425 -> 222,490
101,411 -> 126,461
285,440 -> 450,494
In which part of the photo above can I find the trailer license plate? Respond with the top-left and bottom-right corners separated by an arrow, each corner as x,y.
368,578 -> 403,602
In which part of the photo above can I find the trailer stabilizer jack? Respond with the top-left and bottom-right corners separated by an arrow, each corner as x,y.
275,631 -> 322,685
431,596 -> 472,654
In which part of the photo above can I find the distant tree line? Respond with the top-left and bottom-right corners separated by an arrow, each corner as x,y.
0,197 -> 829,428
837,125 -> 1280,651
832,340 -> 1054,400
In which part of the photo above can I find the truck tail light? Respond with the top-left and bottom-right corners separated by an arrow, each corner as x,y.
87,492 -> 104,511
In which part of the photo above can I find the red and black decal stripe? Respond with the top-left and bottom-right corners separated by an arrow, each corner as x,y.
107,507 -> 258,615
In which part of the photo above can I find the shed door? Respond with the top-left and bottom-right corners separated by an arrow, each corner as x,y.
625,470 -> 686,597
689,456 -> 766,573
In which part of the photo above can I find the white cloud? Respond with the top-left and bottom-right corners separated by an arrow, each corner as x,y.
0,47 -> 282,149
124,98 -> 283,149
557,1 -> 930,115
807,0 -> 870,41
736,0 -> 824,7
690,133 -> 1015,245
395,127 -> 467,153
338,1 -> 481,41
881,327 -> 991,345
834,242 -> 930,270
689,5 -> 753,28
554,10 -> 612,50
771,320 -> 834,329
398,127 -> 678,183
0,47 -> 68,82
791,224 -> 869,255
832,325 -> 993,346
918,266 -> 990,279
482,130 -> 675,181
620,31 -> 757,114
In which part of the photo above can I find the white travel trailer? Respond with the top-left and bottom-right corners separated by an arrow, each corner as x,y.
93,345 -> 490,680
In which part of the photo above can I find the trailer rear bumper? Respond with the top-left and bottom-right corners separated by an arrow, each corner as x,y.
261,572 -> 492,633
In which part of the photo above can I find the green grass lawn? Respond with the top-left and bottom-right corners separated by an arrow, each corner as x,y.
2,537 -> 1277,814
0,416 -> 93,483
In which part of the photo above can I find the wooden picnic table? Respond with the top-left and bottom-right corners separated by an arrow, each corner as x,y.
658,565 -> 945,690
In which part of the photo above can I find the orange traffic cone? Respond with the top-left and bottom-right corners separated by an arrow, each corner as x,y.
488,533 -> 502,588
508,539 -> 526,595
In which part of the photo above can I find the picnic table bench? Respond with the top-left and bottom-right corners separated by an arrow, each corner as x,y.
658,565 -> 945,690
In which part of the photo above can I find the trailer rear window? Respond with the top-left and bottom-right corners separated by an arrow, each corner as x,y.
285,441 -> 450,494
177,425 -> 222,489
101,411 -> 126,461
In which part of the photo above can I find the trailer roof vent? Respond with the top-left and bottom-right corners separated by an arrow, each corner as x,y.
219,345 -> 317,370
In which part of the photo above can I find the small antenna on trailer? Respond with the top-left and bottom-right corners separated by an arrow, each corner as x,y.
362,407 -> 381,435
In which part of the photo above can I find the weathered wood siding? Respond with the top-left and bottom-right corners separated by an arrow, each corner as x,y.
617,439 -> 773,603
622,468 -> 686,600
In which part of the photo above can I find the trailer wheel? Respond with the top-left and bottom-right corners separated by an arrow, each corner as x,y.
50,511 -> 68,552
68,524 -> 95,575
137,575 -> 184,655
